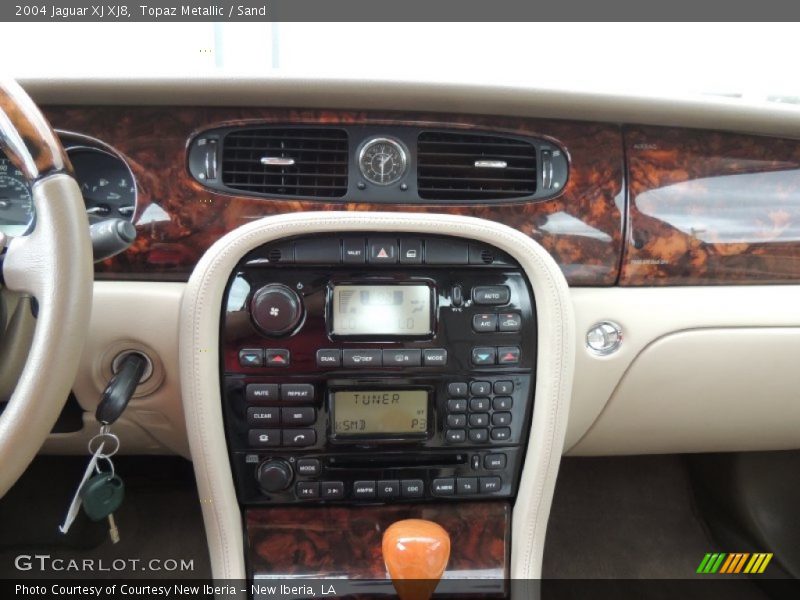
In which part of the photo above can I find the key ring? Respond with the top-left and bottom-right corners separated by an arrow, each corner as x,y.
93,454 -> 116,478
88,430 -> 120,457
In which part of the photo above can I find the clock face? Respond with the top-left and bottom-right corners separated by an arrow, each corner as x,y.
358,138 -> 407,186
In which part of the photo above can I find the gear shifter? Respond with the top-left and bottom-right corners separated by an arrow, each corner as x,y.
382,519 -> 451,600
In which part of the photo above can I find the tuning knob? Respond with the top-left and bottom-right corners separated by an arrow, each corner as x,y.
256,459 -> 293,493
250,283 -> 303,336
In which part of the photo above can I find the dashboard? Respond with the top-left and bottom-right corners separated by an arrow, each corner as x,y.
24,105 -> 800,288
4,88 -> 794,465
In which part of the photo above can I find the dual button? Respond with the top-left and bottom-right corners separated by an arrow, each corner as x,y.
316,348 -> 447,368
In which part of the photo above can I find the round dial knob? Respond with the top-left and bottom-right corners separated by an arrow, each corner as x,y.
256,459 -> 293,493
250,283 -> 303,336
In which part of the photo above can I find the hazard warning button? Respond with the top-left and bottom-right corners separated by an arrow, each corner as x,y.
368,239 -> 398,264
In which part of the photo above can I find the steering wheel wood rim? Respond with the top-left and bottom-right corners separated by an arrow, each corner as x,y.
0,79 -> 93,498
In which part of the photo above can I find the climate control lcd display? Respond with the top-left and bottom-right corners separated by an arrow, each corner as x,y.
331,284 -> 431,336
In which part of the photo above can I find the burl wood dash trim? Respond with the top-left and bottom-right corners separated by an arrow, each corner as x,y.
42,106 -> 624,285
0,81 -> 71,180
622,126 -> 800,285
246,501 -> 509,582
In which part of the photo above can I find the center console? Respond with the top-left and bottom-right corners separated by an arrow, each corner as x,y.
221,233 -> 536,505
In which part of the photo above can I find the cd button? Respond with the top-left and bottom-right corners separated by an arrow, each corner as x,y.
383,349 -> 421,366
281,407 -> 315,426
282,429 -> 316,447
377,480 -> 400,499
401,479 -> 424,498
353,480 -> 377,499
316,349 -> 341,367
431,478 -> 455,496
342,349 -> 382,367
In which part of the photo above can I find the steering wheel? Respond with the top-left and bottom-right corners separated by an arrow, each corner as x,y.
0,80 -> 93,498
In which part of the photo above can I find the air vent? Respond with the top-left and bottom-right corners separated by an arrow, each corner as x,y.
221,128 -> 348,198
417,131 -> 538,201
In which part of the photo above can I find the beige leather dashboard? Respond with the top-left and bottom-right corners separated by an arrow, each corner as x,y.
48,282 -> 800,459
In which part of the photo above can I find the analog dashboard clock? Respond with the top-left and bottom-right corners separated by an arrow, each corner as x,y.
358,137 -> 408,186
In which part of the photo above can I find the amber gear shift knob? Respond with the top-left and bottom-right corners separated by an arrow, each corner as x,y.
382,519 -> 451,600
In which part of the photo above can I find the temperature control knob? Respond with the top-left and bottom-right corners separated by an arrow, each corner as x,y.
250,283 -> 303,336
256,459 -> 293,493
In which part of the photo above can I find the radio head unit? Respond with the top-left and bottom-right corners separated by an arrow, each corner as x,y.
221,233 -> 536,505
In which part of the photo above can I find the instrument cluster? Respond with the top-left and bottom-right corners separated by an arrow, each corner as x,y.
0,133 -> 136,236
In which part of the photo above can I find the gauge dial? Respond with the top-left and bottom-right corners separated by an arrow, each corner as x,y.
69,147 -> 136,222
0,155 -> 33,236
358,137 -> 408,186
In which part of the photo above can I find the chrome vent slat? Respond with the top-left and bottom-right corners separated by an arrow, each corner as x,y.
222,127 -> 348,198
417,131 -> 537,201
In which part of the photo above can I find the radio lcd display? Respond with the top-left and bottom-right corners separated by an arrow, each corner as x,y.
332,390 -> 429,436
331,284 -> 432,336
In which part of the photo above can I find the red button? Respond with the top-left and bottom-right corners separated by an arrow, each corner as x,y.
265,349 -> 290,367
